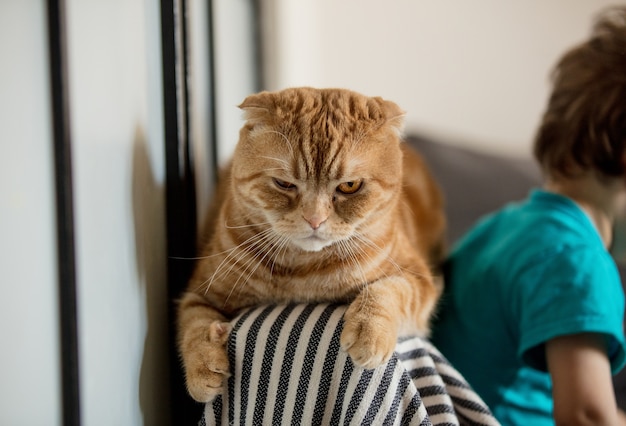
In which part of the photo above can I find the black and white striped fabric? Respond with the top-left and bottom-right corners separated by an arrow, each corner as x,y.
201,304 -> 499,426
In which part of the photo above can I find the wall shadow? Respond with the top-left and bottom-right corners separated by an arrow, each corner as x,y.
131,125 -> 172,425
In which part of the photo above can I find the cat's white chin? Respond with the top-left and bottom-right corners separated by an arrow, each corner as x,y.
293,235 -> 333,252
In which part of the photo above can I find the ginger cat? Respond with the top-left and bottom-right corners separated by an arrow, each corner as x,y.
178,87 -> 446,402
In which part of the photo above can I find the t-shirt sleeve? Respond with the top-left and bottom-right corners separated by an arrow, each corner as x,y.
516,247 -> 626,374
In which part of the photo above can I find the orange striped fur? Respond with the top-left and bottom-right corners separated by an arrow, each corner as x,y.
178,87 -> 446,402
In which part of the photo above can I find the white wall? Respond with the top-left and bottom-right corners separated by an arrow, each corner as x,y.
189,0 -> 217,230
213,0 -> 258,165
262,0 -> 617,157
0,1 -> 62,425
66,0 -> 169,424
188,0 -> 258,228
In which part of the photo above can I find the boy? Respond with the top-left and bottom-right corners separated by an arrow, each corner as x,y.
431,6 -> 626,425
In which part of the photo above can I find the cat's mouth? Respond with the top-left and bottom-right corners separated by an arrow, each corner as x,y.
293,234 -> 333,252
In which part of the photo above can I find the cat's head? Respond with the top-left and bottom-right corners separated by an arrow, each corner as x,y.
230,87 -> 405,252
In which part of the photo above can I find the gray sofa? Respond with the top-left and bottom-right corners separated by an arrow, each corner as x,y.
406,134 -> 540,244
405,133 -> 626,410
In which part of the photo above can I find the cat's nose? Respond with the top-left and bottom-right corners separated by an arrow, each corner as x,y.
304,215 -> 327,230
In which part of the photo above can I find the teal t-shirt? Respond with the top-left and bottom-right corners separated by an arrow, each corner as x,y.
431,189 -> 626,425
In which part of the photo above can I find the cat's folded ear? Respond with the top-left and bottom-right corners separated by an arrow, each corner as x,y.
239,91 -> 274,126
375,97 -> 406,136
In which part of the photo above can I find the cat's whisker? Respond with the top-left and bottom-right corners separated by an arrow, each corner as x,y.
201,228 -> 274,295
221,228 -> 276,275
339,238 -> 374,309
258,155 -> 291,169
347,235 -> 399,294
338,239 -> 368,291
263,167 -> 290,173
268,234 -> 291,283
221,209 -> 269,228
225,230 -> 284,306
169,255 -> 214,261
223,220 -> 271,230
196,222 -> 270,260
354,233 -> 430,281
353,233 -> 403,275
258,130 -> 295,157
233,232 -> 279,288
182,233 -> 262,262
170,225 -> 267,261
276,234 -> 292,278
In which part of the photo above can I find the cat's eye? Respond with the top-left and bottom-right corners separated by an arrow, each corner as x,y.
273,178 -> 296,190
336,180 -> 363,195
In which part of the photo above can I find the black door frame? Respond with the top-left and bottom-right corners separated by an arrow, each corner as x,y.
47,0 -> 81,425
160,0 -> 203,423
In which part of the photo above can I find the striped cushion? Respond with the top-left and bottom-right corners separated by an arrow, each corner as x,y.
202,304 -> 499,426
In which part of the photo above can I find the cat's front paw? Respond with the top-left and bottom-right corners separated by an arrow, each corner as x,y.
340,303 -> 397,369
184,321 -> 231,403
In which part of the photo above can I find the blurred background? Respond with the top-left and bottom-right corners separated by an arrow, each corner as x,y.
0,1 -> 617,425
256,0 -> 618,159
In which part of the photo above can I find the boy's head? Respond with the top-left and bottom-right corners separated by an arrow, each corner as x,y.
534,6 -> 626,180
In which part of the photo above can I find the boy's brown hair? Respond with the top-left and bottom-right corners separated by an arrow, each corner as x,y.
534,6 -> 626,178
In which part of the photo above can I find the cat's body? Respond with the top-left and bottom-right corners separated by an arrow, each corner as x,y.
178,87 -> 446,403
